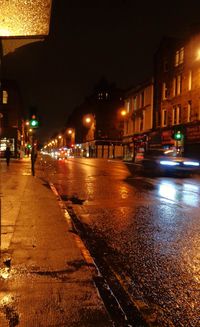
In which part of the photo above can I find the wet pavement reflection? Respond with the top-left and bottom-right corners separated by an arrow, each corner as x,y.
42,157 -> 200,326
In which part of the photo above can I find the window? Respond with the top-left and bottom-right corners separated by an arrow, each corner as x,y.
173,78 -> 177,97
187,101 -> 192,122
140,112 -> 144,131
126,100 -> 130,113
175,51 -> 179,67
162,109 -> 167,126
172,75 -> 182,96
98,92 -> 103,100
188,70 -> 192,90
175,47 -> 184,67
162,82 -> 168,100
2,90 -> 8,104
177,75 -> 182,95
173,105 -> 181,125
179,47 -> 184,64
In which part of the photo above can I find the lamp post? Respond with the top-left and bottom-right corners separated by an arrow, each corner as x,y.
82,114 -> 96,157
119,108 -> 128,159
66,128 -> 75,155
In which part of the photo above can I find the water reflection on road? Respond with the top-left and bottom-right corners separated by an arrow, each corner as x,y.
157,179 -> 200,207
42,157 -> 200,326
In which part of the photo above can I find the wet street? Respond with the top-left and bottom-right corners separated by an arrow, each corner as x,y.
39,156 -> 200,326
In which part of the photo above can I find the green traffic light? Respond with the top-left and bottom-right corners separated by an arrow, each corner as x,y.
174,131 -> 182,140
30,119 -> 39,128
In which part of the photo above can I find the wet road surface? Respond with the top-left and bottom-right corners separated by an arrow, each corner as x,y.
40,156 -> 200,327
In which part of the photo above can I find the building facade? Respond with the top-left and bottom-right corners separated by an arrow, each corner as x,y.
153,32 -> 200,159
0,80 -> 24,157
123,79 -> 154,160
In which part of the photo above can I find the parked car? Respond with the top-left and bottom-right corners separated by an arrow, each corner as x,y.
139,149 -> 200,176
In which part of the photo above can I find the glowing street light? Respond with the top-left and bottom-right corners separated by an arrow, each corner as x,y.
0,0 -> 52,37
85,117 -> 91,124
120,109 -> 127,117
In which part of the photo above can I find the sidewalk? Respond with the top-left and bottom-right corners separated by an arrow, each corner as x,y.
0,159 -> 112,327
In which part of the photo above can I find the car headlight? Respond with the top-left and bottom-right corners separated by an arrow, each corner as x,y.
159,160 -> 180,166
183,161 -> 200,166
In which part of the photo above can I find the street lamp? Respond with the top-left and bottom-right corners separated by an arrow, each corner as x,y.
120,109 -> 127,117
85,117 -> 91,124
66,128 -> 75,143
0,0 -> 52,38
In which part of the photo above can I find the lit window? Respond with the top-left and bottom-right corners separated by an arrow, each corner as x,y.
98,92 -> 103,100
162,82 -> 168,100
177,75 -> 182,95
179,47 -> 184,64
174,47 -> 184,66
162,109 -> 167,126
140,112 -> 144,131
188,70 -> 192,90
173,105 -> 181,125
173,78 -> 177,97
188,101 -> 192,122
126,101 -> 130,113
173,75 -> 182,96
2,90 -> 8,104
175,51 -> 179,67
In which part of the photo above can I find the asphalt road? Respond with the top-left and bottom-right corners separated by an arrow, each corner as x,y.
40,156 -> 200,327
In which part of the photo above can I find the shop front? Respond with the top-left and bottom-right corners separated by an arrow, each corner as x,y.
133,134 -> 148,162
0,127 -> 21,158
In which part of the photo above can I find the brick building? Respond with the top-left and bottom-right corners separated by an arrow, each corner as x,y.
123,79 -> 154,160
153,30 -> 200,159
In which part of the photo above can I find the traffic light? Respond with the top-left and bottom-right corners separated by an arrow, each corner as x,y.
30,115 -> 39,128
173,130 -> 183,140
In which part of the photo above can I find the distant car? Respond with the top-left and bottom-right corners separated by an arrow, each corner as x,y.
57,150 -> 67,160
139,149 -> 200,176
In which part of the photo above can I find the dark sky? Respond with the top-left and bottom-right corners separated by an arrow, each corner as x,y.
3,0 -> 200,142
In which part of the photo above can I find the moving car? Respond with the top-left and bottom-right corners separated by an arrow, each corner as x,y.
139,149 -> 200,176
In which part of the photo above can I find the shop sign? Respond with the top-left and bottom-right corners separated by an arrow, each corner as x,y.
186,125 -> 200,143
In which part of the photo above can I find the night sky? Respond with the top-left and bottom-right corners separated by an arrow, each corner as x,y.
3,0 -> 200,142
